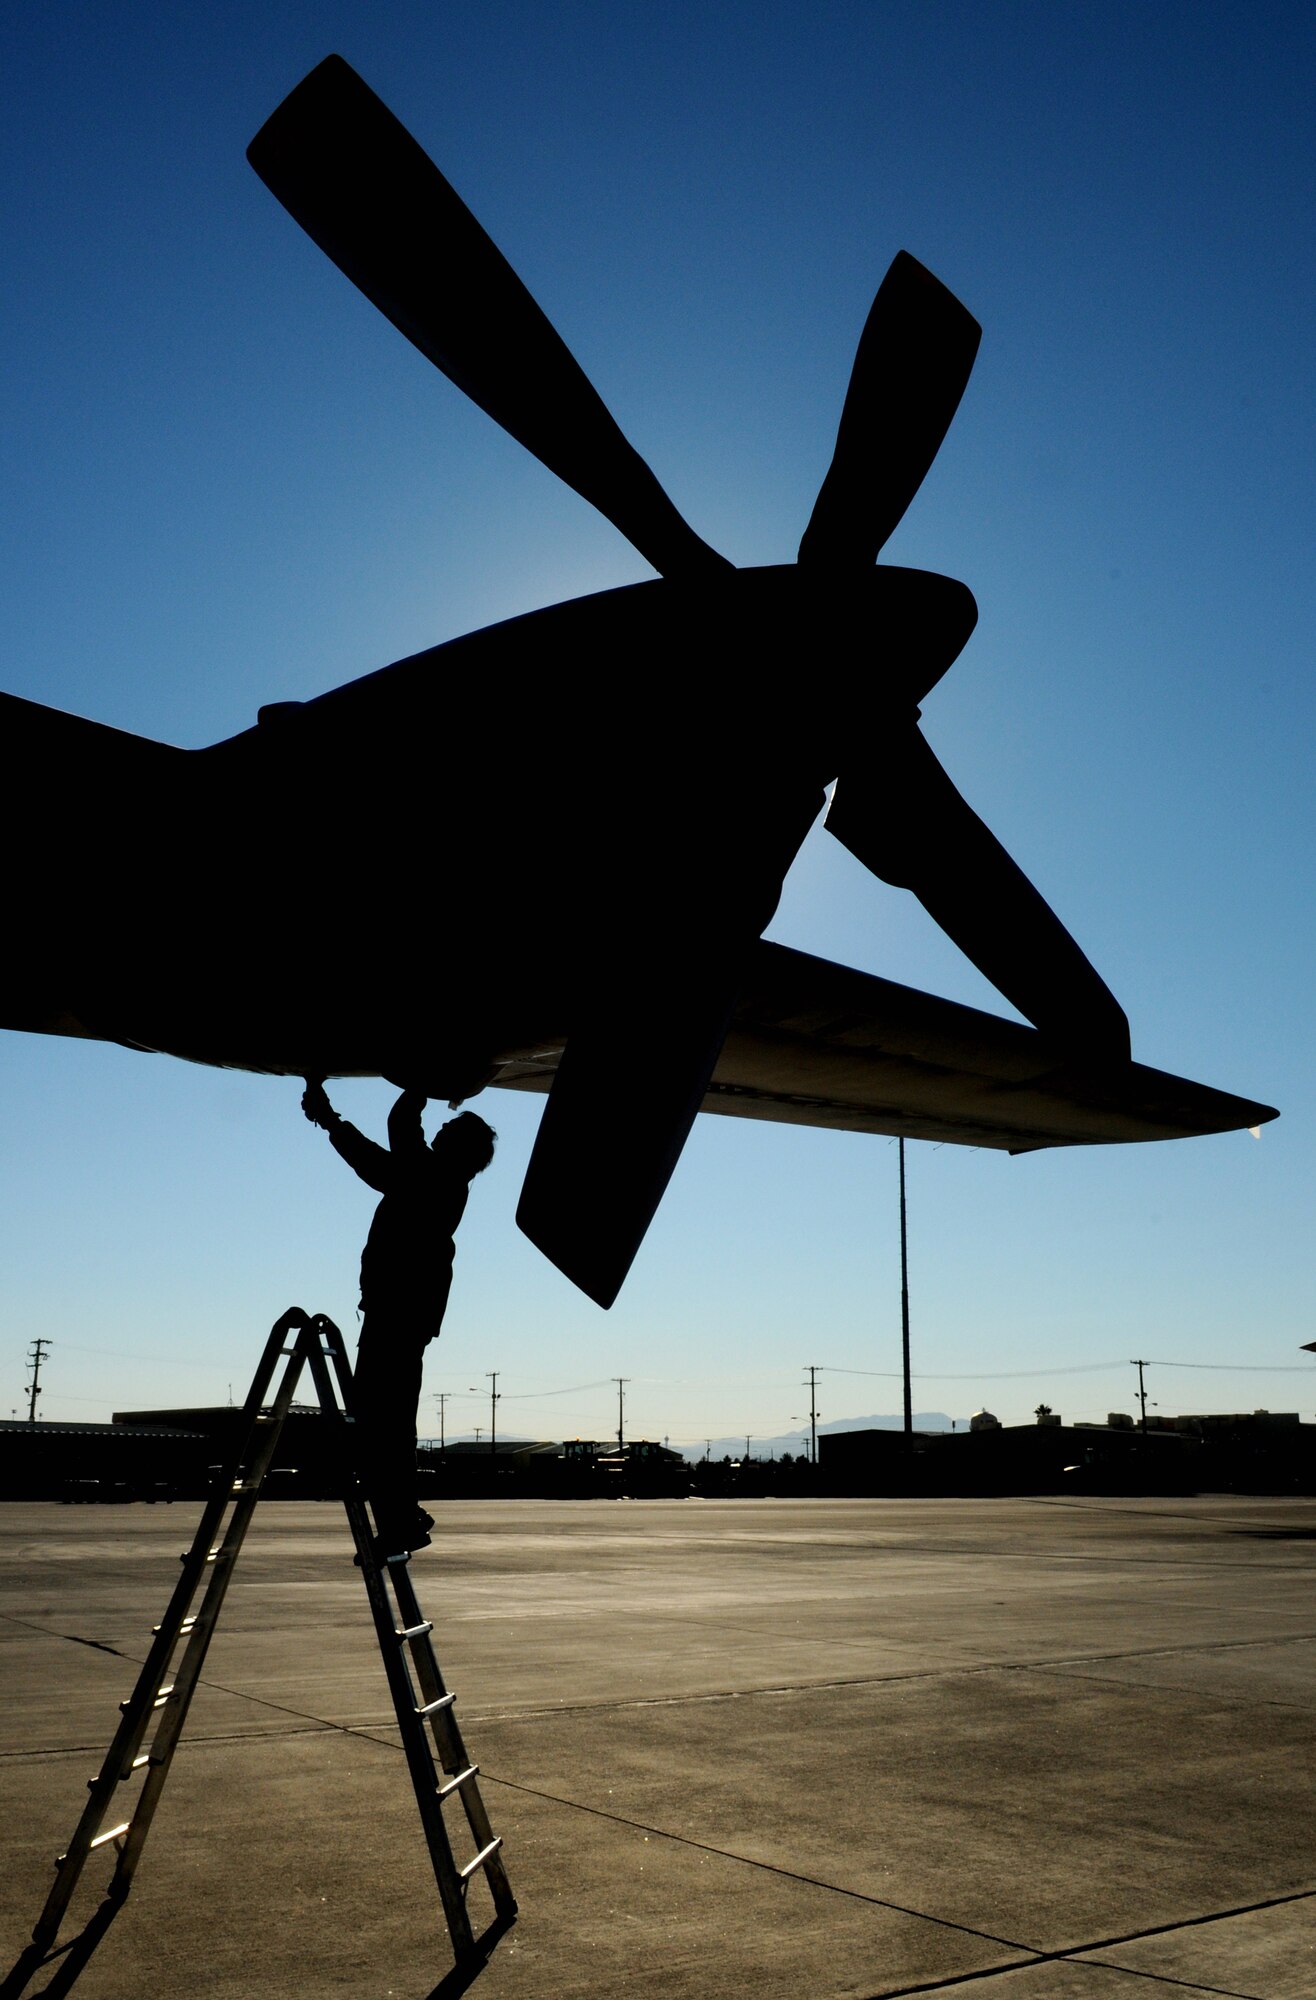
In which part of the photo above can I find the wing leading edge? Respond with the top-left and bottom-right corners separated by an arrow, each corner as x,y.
491,939 -> 1277,1154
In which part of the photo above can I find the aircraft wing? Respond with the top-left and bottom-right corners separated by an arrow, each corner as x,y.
0,685 -> 1272,1154
489,939 -> 1277,1153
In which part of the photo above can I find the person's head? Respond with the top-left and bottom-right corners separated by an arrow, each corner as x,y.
432,1110 -> 497,1178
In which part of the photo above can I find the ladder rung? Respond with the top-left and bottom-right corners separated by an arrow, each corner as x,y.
436,1764 -> 478,1801
88,1822 -> 132,1852
396,1621 -> 433,1642
120,1682 -> 175,1713
458,1836 -> 502,1882
153,1615 -> 196,1635
416,1693 -> 455,1719
88,1750 -> 151,1793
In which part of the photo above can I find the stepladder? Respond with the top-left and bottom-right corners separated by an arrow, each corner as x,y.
11,1307 -> 516,1992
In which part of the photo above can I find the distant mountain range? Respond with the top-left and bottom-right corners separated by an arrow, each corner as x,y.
432,1413 -> 973,1460
674,1413 -> 968,1463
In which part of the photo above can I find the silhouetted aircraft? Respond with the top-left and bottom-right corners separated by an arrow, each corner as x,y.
2,57 -> 1276,1307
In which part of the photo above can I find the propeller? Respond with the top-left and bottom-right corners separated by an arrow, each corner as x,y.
247,56 -> 729,585
798,251 -> 981,570
825,733 -> 1130,1060
798,251 -> 1128,1061
516,960 -> 755,1310
249,56 -> 1132,1307
249,56 -> 747,1306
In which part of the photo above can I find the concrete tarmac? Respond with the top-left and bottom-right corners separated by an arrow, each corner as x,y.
1,1495 -> 1313,1998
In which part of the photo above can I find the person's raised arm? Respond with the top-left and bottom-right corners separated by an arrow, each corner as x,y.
386,1087 -> 429,1159
302,1078 -> 393,1191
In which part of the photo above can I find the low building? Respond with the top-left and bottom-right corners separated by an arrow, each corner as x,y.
820,1418 -> 1201,1496
114,1403 -> 344,1496
0,1417 -> 208,1501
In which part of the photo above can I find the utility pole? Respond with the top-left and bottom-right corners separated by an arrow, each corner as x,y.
487,1371 -> 499,1457
1132,1359 -> 1149,1431
804,1364 -> 820,1465
433,1391 -> 450,1453
899,1139 -> 912,1438
25,1338 -> 50,1423
614,1377 -> 628,1452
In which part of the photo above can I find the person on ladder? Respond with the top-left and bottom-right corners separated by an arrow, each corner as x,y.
301,1079 -> 497,1554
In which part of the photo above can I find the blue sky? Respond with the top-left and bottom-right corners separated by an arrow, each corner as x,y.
3,2 -> 1313,1445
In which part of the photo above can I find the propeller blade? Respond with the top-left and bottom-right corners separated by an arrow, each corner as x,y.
516,972 -> 743,1308
518,765 -> 829,1306
798,252 -> 981,569
825,729 -> 1131,1061
248,56 -> 729,582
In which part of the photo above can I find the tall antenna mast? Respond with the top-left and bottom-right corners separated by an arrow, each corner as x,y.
899,1139 -> 912,1438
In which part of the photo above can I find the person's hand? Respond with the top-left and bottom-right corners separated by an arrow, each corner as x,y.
301,1078 -> 333,1128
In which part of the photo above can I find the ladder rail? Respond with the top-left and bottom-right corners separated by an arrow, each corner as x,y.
392,1561 -> 517,1922
31,1308 -> 321,1949
110,1309 -> 328,1892
302,1325 -> 488,1953
306,1321 -> 515,1935
35,1479 -> 230,1934
352,1510 -> 479,1954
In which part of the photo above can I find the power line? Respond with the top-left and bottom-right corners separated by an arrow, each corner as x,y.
1142,1359 -> 1316,1372
821,1358 -> 1313,1381
30,1341 -> 215,1371
820,1361 -> 1129,1380
498,1378 -> 615,1400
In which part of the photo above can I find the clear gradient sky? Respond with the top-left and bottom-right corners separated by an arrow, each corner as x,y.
3,2 -> 1313,1448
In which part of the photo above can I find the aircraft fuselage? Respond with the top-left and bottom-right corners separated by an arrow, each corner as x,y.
5,564 -> 977,1093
